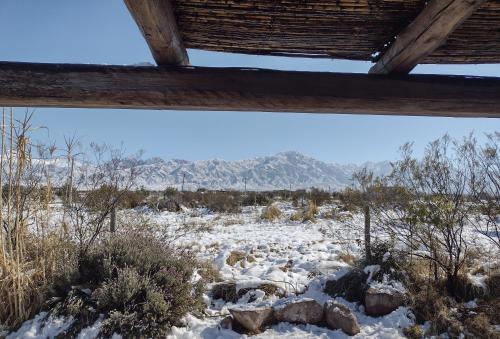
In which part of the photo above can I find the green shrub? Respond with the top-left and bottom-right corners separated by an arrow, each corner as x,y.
51,233 -> 206,338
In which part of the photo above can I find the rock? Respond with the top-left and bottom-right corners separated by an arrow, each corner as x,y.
365,287 -> 406,316
211,282 -> 237,302
274,298 -> 323,324
237,283 -> 285,300
219,316 -> 233,330
324,301 -> 360,336
229,307 -> 274,332
324,268 -> 368,302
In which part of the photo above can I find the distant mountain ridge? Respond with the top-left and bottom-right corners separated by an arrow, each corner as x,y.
130,151 -> 392,191
38,151 -> 391,191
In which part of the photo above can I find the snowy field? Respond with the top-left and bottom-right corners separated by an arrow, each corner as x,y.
7,202 -> 498,339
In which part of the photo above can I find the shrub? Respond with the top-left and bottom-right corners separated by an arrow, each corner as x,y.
261,203 -> 282,221
52,233 -> 206,338
226,251 -> 247,266
464,313 -> 497,339
309,188 -> 331,206
119,189 -> 149,209
202,191 -> 241,213
241,192 -> 271,206
403,325 -> 424,339
290,201 -> 318,222
290,211 -> 304,222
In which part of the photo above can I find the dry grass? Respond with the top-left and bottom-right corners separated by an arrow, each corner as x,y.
226,251 -> 247,266
289,201 -> 318,222
338,252 -> 355,266
261,203 -> 282,221
0,111 -> 71,329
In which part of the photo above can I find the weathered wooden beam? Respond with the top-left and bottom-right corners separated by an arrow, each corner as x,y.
124,0 -> 189,66
1,61 -> 499,118
370,0 -> 486,74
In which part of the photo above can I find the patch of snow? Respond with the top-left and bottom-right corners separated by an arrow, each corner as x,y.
7,312 -> 74,339
364,265 -> 381,284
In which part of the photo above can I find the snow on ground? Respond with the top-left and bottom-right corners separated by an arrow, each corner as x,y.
9,202 -> 498,338
146,203 -> 415,338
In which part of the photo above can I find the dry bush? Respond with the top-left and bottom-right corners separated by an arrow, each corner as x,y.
464,313 -> 499,339
226,250 -> 246,266
403,325 -> 424,339
261,203 -> 282,221
309,187 -> 331,206
338,252 -> 355,266
197,261 -> 221,283
290,201 -> 318,222
201,191 -> 241,213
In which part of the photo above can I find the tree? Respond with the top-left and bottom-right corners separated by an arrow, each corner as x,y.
65,143 -> 143,259
460,133 -> 499,249
376,136 -> 475,295
352,168 -> 376,262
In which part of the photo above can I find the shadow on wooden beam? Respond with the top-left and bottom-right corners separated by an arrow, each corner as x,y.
1,61 -> 499,118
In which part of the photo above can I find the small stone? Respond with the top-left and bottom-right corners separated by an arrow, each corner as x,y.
324,301 -> 360,336
274,298 -> 323,324
365,287 -> 406,317
229,307 -> 274,332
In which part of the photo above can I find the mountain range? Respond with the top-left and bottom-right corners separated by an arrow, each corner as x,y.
128,151 -> 391,191
40,151 -> 391,191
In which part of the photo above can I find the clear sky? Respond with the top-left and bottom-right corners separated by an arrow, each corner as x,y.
1,0 -> 498,164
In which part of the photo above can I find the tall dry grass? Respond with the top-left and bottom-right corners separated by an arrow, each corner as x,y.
0,109 -> 69,329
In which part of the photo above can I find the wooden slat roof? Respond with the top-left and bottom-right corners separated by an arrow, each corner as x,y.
171,0 -> 500,64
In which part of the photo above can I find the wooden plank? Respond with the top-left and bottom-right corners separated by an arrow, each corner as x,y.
124,0 -> 189,66
370,0 -> 486,74
0,61 -> 499,118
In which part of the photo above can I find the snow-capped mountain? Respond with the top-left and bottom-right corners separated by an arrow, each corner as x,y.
130,151 -> 391,191
38,151 -> 391,191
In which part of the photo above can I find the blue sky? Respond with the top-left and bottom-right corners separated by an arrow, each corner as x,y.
1,0 -> 498,164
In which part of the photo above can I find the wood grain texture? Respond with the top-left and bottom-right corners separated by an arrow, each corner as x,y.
0,62 -> 499,118
370,0 -> 486,74
124,0 -> 189,65
170,0 -> 500,64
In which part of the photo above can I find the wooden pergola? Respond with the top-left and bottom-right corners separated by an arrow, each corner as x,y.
1,0 -> 500,118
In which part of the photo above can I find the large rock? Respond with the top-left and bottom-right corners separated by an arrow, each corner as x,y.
273,298 -> 323,324
324,301 -> 361,336
324,268 -> 368,302
229,307 -> 274,332
365,287 -> 406,316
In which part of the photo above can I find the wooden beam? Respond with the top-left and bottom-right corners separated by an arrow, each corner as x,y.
370,0 -> 486,74
0,61 -> 499,118
124,0 -> 189,66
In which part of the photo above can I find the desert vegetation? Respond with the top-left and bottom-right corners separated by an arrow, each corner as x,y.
1,112 -> 498,338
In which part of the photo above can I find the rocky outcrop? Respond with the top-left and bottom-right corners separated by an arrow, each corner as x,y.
324,301 -> 361,336
274,298 -> 323,325
229,307 -> 274,332
364,287 -> 406,317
